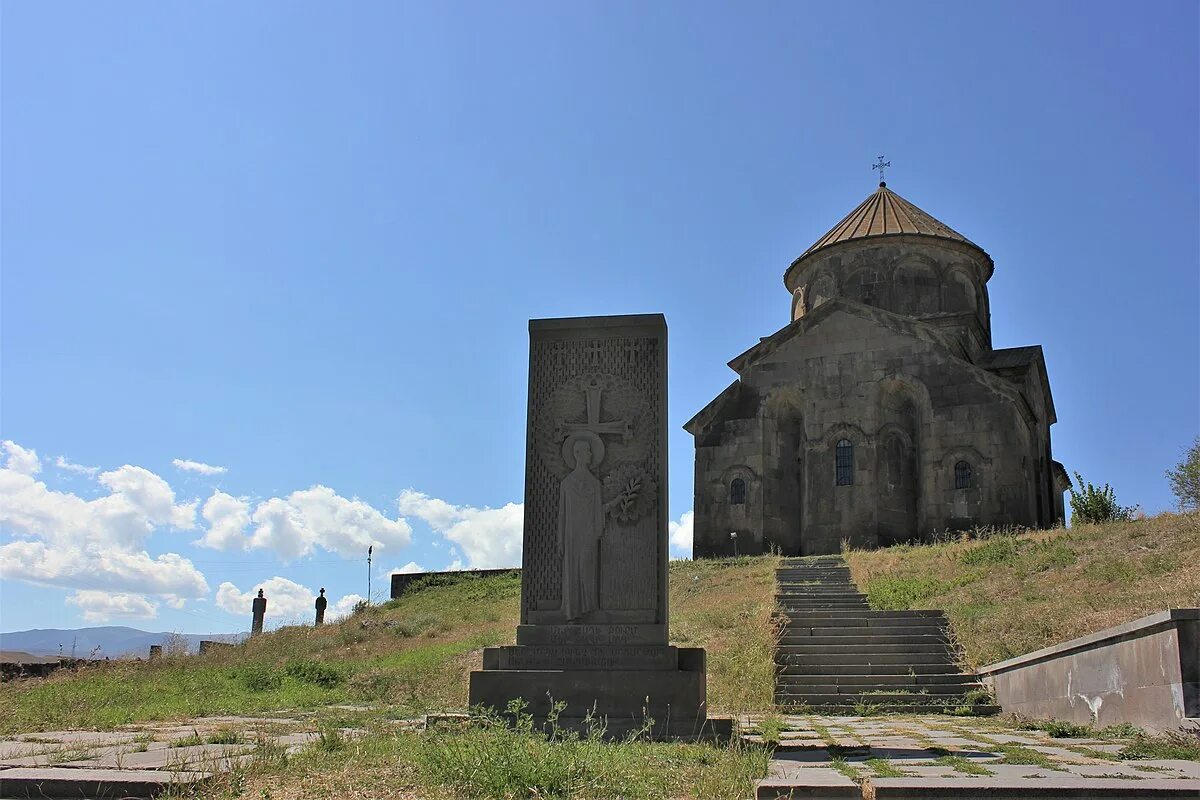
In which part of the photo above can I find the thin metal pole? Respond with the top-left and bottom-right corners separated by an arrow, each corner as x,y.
367,545 -> 373,604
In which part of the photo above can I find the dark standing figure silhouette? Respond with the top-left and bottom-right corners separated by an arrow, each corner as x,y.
315,588 -> 328,626
251,589 -> 267,636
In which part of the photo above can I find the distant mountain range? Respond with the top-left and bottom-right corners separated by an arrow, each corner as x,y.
0,626 -> 243,658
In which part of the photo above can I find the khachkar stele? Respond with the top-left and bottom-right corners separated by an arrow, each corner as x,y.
469,314 -> 727,739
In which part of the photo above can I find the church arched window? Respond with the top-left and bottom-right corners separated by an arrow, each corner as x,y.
835,439 -> 854,486
730,478 -> 747,505
954,460 -> 973,490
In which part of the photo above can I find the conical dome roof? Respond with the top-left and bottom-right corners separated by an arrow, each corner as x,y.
797,183 -> 982,261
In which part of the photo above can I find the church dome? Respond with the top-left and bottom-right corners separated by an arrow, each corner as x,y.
790,183 -> 989,272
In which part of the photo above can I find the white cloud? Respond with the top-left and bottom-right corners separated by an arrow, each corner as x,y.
397,489 -> 522,569
3,441 -> 41,477
246,486 -> 411,560
215,577 -> 360,624
331,594 -> 365,618
172,458 -> 228,476
0,448 -> 207,601
669,510 -> 694,559
196,491 -> 251,550
55,456 -> 99,478
0,539 -> 209,599
66,590 -> 158,623
394,561 -> 424,574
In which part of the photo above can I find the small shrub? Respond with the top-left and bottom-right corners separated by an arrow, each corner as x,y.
758,714 -> 784,746
1120,729 -> 1200,761
1166,437 -> 1200,511
1069,472 -> 1136,524
347,668 -> 399,701
1039,720 -> 1094,738
315,725 -> 346,753
236,664 -> 282,692
283,659 -> 345,688
393,613 -> 442,638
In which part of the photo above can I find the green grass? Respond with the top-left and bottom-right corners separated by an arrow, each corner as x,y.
0,557 -> 779,735
845,512 -> 1200,667
165,711 -> 770,800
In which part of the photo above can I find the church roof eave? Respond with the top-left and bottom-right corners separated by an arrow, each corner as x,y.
726,298 -> 1040,427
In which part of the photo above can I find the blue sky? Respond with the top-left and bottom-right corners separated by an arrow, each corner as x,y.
2,1 -> 1196,637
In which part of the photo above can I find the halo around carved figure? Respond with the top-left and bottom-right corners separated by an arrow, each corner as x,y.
562,431 -> 605,470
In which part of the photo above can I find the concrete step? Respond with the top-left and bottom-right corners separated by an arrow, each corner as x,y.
781,617 -> 946,627
779,635 -> 954,648
775,642 -> 955,655
773,691 -> 983,704
774,669 -> 981,685
777,600 -> 871,607
782,624 -> 950,636
781,609 -> 945,619
775,651 -> 961,667
774,681 -> 983,695
772,662 -> 960,671
858,776 -> 1200,797
773,700 -> 1002,715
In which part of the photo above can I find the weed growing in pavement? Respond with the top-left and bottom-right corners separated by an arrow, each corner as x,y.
933,754 -> 993,776
864,757 -> 908,777
1120,729 -> 1200,762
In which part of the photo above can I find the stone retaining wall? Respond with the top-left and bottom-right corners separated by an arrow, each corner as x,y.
977,608 -> 1199,732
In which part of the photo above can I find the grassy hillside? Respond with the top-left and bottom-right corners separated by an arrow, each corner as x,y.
0,556 -> 778,735
844,512 -> 1200,668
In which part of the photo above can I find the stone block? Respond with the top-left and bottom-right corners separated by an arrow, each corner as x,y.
0,767 -> 211,798
483,644 -> 679,671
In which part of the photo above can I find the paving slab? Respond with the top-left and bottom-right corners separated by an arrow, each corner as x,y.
863,776 -> 1200,798
0,766 -> 211,798
1064,763 -> 1160,779
756,766 -> 861,799
1029,744 -> 1107,762
984,733 -> 1043,745
1130,760 -> 1200,779
59,742 -> 252,770
0,742 -> 52,760
18,732 -> 137,746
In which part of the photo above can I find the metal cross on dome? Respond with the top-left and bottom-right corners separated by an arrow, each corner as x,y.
872,155 -> 890,184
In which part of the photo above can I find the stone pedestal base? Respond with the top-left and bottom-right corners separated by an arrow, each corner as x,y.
468,646 -> 729,740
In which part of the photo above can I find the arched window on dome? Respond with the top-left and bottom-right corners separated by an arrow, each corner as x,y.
730,478 -> 747,505
835,439 -> 854,486
954,460 -> 973,490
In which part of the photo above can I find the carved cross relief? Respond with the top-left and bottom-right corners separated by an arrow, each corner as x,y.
556,376 -> 633,451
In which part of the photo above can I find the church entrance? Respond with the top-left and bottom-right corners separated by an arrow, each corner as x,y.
877,433 -> 918,546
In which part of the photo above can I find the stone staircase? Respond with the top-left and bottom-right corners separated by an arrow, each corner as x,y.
774,556 -> 999,714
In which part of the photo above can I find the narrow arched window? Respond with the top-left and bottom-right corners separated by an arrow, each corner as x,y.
835,439 -> 854,486
730,478 -> 747,505
954,460 -> 973,490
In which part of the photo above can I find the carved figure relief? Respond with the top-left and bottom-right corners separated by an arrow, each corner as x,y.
534,369 -> 658,620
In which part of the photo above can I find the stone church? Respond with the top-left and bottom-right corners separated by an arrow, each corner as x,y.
685,181 -> 1069,557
